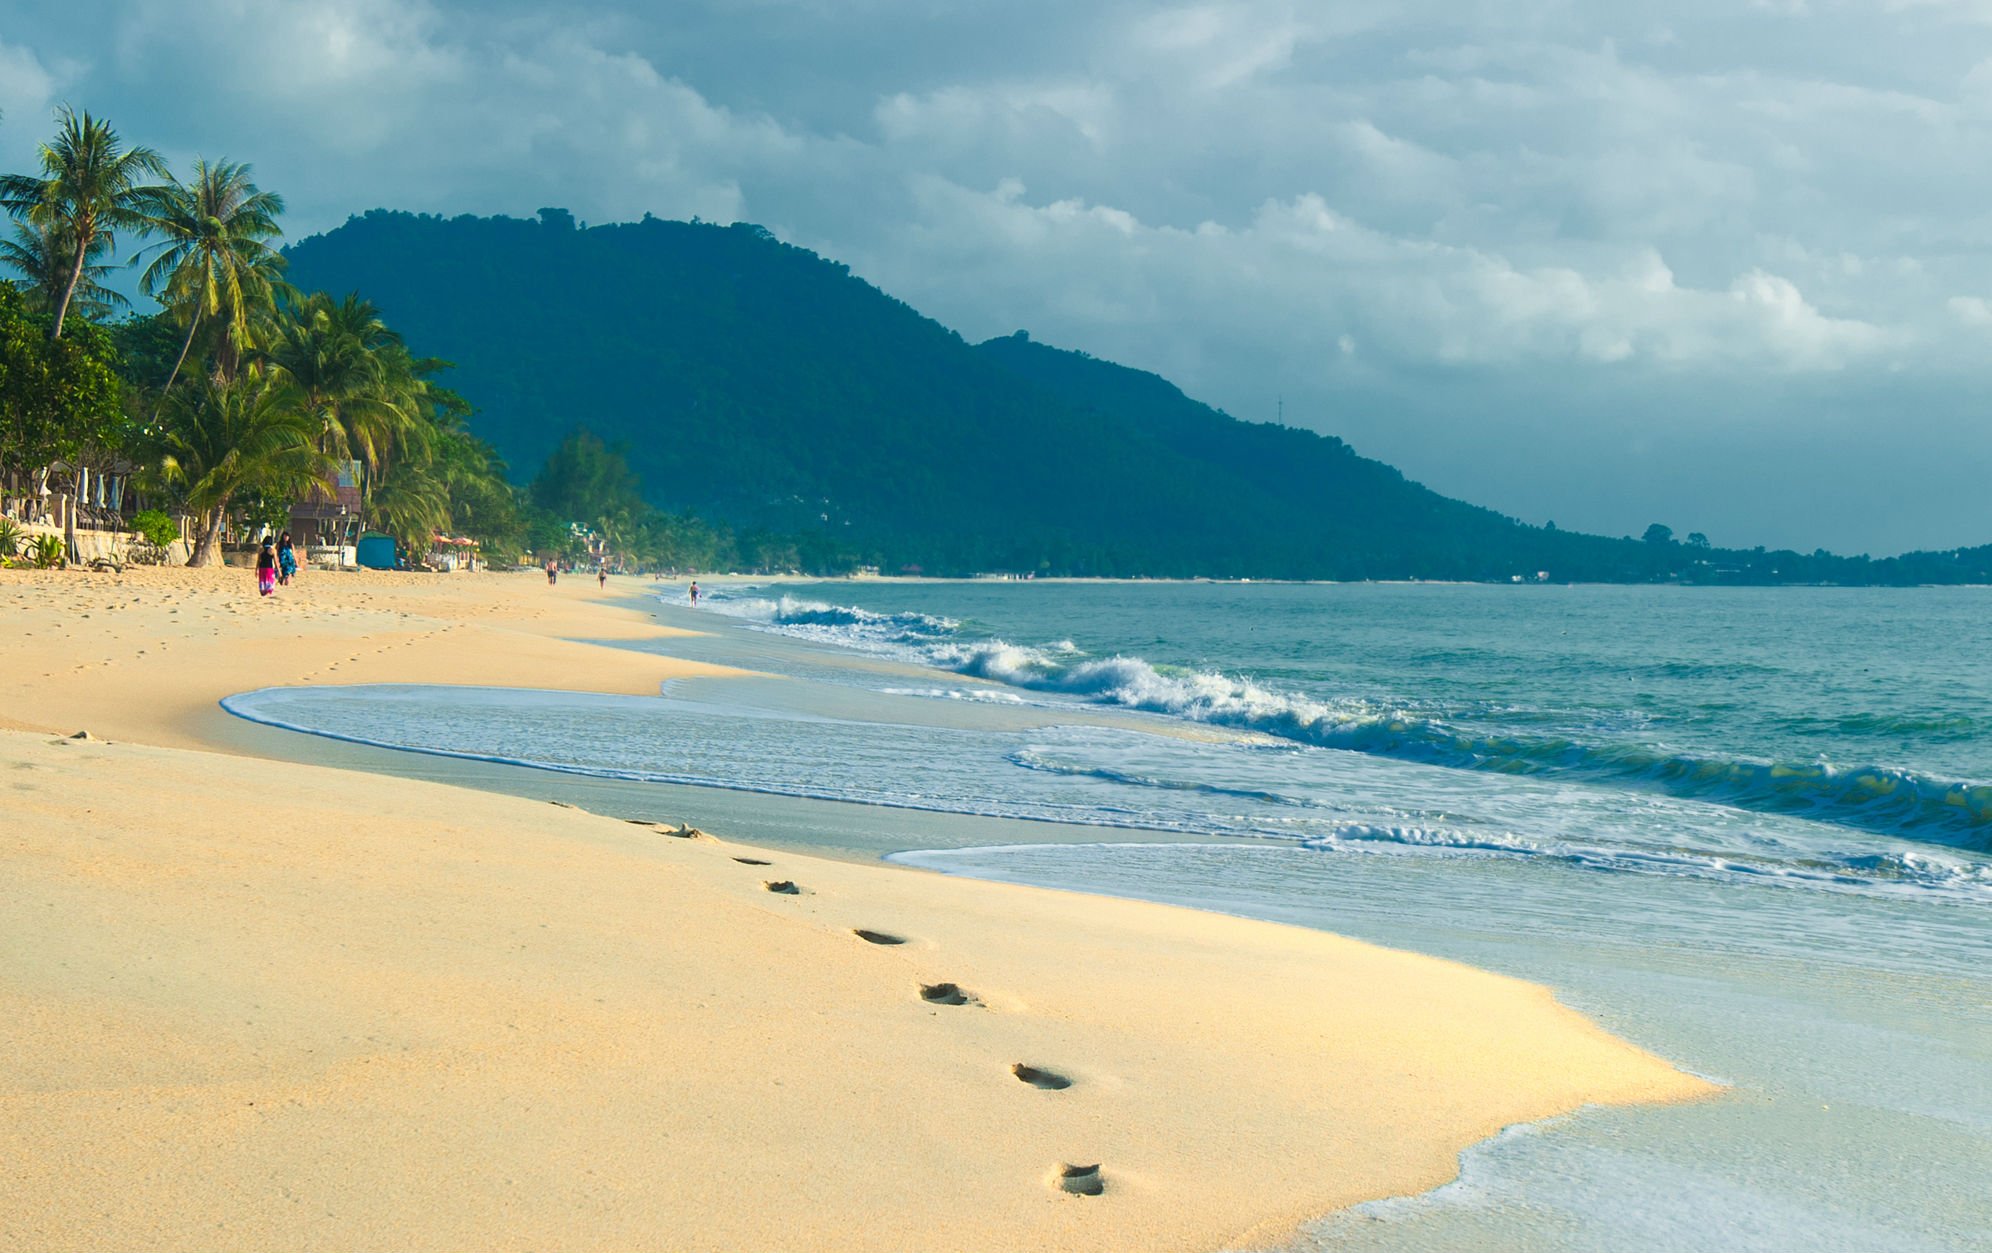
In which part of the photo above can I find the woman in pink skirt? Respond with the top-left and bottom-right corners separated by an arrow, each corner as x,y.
256,540 -> 278,596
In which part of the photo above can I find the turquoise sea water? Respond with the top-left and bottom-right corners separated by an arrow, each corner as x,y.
225,581 -> 1992,1250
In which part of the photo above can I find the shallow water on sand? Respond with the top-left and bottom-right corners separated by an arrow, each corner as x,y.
896,841 -> 1989,1252
226,580 -> 1992,1250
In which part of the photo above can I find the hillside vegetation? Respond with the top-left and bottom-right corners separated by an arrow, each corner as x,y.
285,209 -> 1991,582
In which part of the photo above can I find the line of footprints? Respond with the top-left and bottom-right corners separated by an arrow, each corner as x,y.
635,816 -> 1106,1199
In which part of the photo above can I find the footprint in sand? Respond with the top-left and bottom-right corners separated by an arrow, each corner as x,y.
1012,1064 -> 1072,1091
733,857 -> 772,866
1054,1163 -> 1105,1196
853,929 -> 906,946
647,823 -> 702,839
919,982 -> 979,1007
764,880 -> 802,895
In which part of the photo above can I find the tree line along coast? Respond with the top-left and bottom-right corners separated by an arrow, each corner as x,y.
0,107 -> 757,576
5,105 -> 1989,583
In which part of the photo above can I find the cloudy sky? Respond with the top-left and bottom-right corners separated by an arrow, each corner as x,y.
6,0 -> 1992,553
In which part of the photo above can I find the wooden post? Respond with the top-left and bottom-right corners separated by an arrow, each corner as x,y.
65,466 -> 85,565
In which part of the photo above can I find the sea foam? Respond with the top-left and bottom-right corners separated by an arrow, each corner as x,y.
700,588 -> 1992,850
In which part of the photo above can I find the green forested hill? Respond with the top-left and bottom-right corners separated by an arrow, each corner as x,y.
282,209 -> 1991,581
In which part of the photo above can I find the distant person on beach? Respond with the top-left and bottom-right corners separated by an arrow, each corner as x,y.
277,532 -> 297,586
545,559 -> 557,586
689,580 -> 699,605
256,541 -> 277,597
598,565 -> 607,589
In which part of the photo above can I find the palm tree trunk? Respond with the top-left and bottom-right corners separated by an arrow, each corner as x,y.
214,325 -> 241,386
151,310 -> 202,422
48,243 -> 87,341
186,504 -> 225,567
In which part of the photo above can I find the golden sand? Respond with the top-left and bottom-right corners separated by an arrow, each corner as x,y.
0,567 -> 1714,1252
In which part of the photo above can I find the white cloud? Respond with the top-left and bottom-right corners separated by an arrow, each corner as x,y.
94,0 -> 818,226
118,0 -> 463,113
875,82 -> 1116,151
12,0 -> 1992,548
0,37 -> 66,147
1129,3 -> 1304,88
873,182 -> 1893,377
1946,294 -> 1992,324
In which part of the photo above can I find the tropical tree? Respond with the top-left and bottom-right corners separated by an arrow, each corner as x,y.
367,458 -> 452,556
0,281 -> 126,560
424,415 -> 523,552
261,292 -> 424,481
0,281 -> 123,477
135,158 -> 284,406
0,107 -> 165,339
0,221 -> 128,321
148,373 -> 334,566
532,429 -> 645,522
359,341 -> 437,483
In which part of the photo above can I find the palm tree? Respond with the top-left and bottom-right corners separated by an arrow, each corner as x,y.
150,373 -> 335,566
367,458 -> 452,556
135,158 -> 284,408
262,291 -> 429,489
421,418 -> 521,552
0,221 -> 128,320
0,107 -> 165,339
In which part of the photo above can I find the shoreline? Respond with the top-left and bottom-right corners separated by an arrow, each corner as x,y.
1,566 -> 1716,1251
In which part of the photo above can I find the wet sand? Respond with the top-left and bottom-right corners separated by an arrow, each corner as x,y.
0,567 -> 1714,1252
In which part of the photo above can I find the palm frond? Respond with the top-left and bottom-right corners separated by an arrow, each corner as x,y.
0,106 -> 169,335
0,221 -> 127,318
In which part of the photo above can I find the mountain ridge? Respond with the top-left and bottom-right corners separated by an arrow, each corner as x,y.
282,208 -> 1991,582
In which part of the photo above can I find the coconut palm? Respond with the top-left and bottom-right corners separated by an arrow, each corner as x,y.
135,158 -> 285,406
367,458 -> 452,556
0,107 -> 165,339
0,221 -> 128,321
150,373 -> 335,566
261,291 -> 429,484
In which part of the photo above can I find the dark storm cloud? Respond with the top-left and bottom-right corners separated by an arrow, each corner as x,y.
5,0 -> 1991,552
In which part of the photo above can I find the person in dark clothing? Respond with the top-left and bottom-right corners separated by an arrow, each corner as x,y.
256,540 -> 278,596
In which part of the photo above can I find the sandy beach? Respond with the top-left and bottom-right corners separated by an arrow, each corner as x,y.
0,567 -> 1715,1252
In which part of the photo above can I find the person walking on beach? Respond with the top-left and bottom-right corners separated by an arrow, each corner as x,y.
546,558 -> 558,586
597,564 -> 607,589
256,540 -> 278,597
689,580 -> 699,605
276,532 -> 298,586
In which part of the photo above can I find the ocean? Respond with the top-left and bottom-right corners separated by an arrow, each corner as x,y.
224,580 -> 1992,1251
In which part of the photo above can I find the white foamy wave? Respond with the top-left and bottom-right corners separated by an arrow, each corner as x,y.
1297,823 -> 1992,896
968,651 -> 1992,853
1303,825 -> 1542,856
694,588 -> 1381,747
879,686 -> 1033,705
699,591 -> 958,655
933,639 -> 1378,734
683,588 -> 1992,850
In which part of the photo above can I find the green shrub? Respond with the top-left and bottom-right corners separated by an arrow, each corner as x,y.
130,509 -> 180,548
30,533 -> 65,569
0,518 -> 20,559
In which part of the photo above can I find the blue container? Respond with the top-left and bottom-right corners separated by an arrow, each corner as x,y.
356,533 -> 397,570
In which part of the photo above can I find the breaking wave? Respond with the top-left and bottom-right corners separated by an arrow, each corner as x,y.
700,589 -> 1992,850
701,593 -> 958,652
